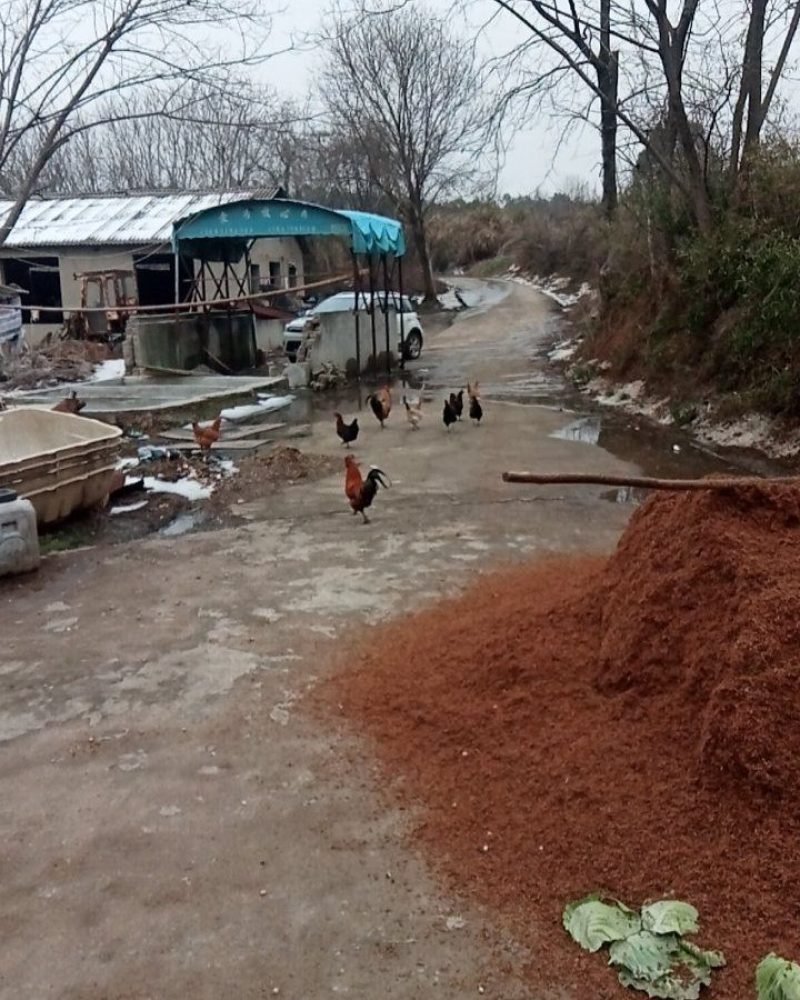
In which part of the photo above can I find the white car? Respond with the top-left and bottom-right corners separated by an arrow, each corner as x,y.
283,291 -> 424,363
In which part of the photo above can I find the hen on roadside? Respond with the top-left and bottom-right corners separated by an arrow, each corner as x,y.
335,412 -> 359,447
192,414 -> 222,452
470,395 -> 483,425
403,394 -> 423,430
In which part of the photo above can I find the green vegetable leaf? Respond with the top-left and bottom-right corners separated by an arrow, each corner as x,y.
756,954 -> 800,1000
641,901 -> 700,937
679,940 -> 726,971
609,931 -> 679,980
563,895 -> 642,953
618,969 -> 702,1000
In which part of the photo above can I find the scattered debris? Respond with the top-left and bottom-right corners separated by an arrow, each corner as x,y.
0,339 -> 110,391
210,447 -> 339,513
310,363 -> 346,392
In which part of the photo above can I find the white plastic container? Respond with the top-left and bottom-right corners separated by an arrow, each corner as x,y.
0,488 -> 40,577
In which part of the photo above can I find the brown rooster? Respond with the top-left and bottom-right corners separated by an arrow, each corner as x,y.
52,390 -> 86,415
192,414 -> 222,452
344,454 -> 389,524
366,386 -> 392,428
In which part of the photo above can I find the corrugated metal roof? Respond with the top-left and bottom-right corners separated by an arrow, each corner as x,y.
0,190 -> 279,248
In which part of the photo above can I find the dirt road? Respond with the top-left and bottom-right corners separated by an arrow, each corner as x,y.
1,281 -> 651,999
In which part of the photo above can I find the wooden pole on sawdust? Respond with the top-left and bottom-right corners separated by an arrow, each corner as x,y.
502,472 -> 800,490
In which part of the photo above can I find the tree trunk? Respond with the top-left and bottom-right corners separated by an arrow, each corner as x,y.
409,208 -> 437,303
662,47 -> 712,232
597,58 -> 618,218
598,0 -> 618,218
742,0 -> 767,159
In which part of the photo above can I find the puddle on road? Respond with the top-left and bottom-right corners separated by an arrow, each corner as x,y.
551,417 -> 601,445
160,512 -> 203,537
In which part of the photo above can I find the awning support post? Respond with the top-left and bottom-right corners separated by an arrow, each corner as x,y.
397,256 -> 406,369
368,255 -> 377,372
352,250 -> 362,377
381,253 -> 391,376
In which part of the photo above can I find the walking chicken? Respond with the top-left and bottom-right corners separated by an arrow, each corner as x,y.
344,455 -> 389,523
192,414 -> 222,451
366,386 -> 392,428
403,395 -> 423,430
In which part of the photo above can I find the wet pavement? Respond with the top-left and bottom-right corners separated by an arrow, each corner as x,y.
288,275 -> 778,501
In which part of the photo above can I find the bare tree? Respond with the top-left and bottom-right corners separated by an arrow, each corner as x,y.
321,3 -> 494,301
7,80 -> 307,194
488,0 -> 800,233
0,0 -> 278,244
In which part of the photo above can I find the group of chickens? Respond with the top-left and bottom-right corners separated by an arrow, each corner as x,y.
335,381 -> 483,524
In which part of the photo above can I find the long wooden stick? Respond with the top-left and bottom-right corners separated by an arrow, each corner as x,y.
502,472 -> 800,490
16,270 -> 363,316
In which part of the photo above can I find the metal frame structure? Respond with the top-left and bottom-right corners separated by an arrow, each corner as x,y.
171,198 -> 408,377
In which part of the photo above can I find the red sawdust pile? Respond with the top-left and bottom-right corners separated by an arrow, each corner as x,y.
329,484 -> 800,999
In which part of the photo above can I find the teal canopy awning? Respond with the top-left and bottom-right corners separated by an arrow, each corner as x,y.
171,198 -> 406,261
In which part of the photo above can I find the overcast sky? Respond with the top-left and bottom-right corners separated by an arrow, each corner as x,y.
259,0 -> 600,197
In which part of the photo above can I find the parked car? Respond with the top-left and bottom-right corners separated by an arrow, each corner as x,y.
283,291 -> 424,363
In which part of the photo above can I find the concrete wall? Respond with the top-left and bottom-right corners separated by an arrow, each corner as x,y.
127,311 -> 256,372
255,318 -> 286,353
310,311 -> 397,376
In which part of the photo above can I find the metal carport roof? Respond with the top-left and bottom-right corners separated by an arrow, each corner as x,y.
171,198 -> 406,260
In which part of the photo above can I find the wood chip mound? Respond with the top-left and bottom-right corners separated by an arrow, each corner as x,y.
327,484 -> 800,998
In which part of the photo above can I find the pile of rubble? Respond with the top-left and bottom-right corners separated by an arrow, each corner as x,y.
0,340 -> 108,392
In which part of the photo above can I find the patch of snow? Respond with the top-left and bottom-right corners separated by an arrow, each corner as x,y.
507,270 -> 594,309
91,359 -> 126,382
109,500 -> 148,515
694,412 -> 800,458
549,341 -> 578,362
189,395 -> 294,428
116,456 -> 140,471
143,476 -> 212,501
580,376 -> 672,424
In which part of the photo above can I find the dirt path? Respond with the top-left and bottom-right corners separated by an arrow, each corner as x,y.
0,282 -> 641,1000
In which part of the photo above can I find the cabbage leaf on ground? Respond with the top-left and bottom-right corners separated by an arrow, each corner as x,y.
756,955 -> 800,1000
563,896 -> 725,998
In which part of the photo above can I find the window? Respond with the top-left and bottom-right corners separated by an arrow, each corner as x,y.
2,256 -> 62,323
135,252 -> 192,306
288,263 -> 298,288
268,261 -> 281,288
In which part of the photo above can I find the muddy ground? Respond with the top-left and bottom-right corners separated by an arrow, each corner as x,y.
0,279 -> 773,1000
